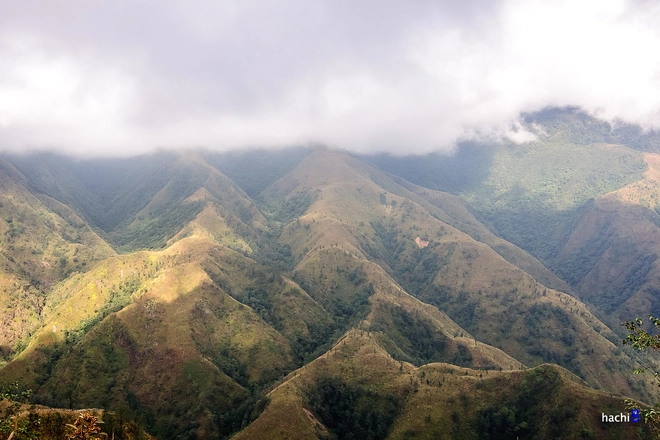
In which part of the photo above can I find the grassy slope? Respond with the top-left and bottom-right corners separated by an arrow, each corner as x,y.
554,153 -> 660,325
361,108 -> 648,286
0,159 -> 114,359
202,147 -> 313,197
523,106 -> 660,153
235,329 -> 650,440
111,154 -> 268,252
0,237 -> 302,438
0,170 -> 338,440
3,151 -> 179,234
0,145 -> 657,438
3,151 -> 269,254
381,174 -> 572,294
0,151 -> 337,438
454,140 -> 645,267
261,149 -> 654,402
363,109 -> 660,327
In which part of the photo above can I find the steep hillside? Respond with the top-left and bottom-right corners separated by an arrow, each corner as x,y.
111,154 -> 267,252
0,208 -> 507,438
385,176 -> 572,294
553,153 -> 660,324
522,107 -> 660,152
0,145 -> 656,438
0,159 -> 114,361
365,132 -> 646,264
3,152 -> 180,234
263,149 -> 654,401
4,152 -> 268,253
363,109 -> 649,258
235,329 -> 649,440
202,147 -> 313,197
363,108 -> 660,325
0,236 -> 300,438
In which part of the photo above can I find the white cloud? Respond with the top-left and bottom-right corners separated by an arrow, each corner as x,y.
0,0 -> 659,156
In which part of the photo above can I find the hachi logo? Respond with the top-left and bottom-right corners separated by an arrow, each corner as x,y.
601,409 -> 640,423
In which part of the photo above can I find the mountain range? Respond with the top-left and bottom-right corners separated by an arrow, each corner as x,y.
0,108 -> 659,439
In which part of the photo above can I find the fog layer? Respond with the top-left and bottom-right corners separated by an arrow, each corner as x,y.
1,0 -> 659,156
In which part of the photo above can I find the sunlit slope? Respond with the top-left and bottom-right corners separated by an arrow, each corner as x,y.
0,229 -> 348,438
1,240 -> 270,438
0,191 -> 522,438
284,242 -> 515,371
0,159 -> 114,358
234,329 -> 648,440
0,144 -> 657,437
554,152 -> 660,323
262,149 -> 653,401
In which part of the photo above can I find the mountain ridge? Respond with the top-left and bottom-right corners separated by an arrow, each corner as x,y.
0,125 -> 658,438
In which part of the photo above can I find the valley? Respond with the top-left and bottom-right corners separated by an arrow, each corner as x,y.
0,110 -> 659,438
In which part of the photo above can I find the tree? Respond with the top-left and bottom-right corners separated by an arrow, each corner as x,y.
622,316 -> 660,431
0,382 -> 40,440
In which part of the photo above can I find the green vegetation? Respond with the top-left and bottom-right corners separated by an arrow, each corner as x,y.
477,367 -> 584,439
524,107 -> 660,152
3,152 -> 179,233
459,140 -> 645,266
293,259 -> 373,333
521,304 -> 579,370
64,275 -> 143,346
370,218 -> 451,295
622,316 -> 660,433
370,304 -> 450,366
364,109 -> 648,290
214,395 -> 270,438
306,376 -> 402,440
108,162 -> 211,251
110,201 -> 205,251
260,188 -> 319,226
1,140 -> 659,439
0,382 -> 39,440
361,141 -> 495,194
0,383 -> 148,439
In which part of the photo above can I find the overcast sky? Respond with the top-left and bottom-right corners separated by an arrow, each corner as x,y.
1,0 -> 659,156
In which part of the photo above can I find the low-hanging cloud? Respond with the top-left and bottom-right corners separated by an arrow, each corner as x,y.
1,0 -> 659,157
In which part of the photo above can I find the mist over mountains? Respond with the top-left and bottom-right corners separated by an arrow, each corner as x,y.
2,1 -> 660,156
0,108 -> 659,438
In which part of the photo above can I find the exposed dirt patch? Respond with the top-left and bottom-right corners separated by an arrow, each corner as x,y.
415,237 -> 429,249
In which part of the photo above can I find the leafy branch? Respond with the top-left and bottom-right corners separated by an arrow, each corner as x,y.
0,382 -> 39,440
622,316 -> 660,434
